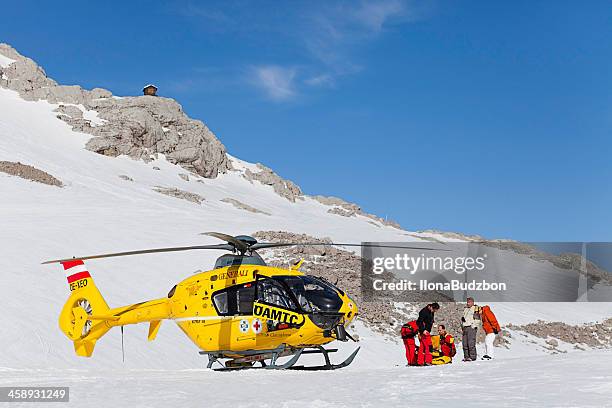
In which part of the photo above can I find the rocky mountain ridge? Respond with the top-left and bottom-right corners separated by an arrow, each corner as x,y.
0,43 -> 401,228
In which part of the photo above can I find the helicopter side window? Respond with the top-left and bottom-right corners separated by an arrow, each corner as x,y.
236,284 -> 255,315
213,292 -> 229,315
256,278 -> 297,310
212,283 -> 256,316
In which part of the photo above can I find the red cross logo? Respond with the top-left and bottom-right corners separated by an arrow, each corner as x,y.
252,318 -> 262,334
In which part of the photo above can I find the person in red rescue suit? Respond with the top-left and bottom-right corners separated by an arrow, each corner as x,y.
400,320 -> 419,365
437,324 -> 456,358
480,305 -> 501,360
416,302 -> 440,366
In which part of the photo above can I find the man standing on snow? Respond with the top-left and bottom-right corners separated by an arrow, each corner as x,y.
461,297 -> 480,361
480,305 -> 501,360
417,302 -> 440,366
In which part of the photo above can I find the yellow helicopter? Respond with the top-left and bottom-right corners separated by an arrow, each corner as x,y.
43,233 -> 431,371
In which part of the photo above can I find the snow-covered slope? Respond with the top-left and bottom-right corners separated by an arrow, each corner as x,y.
0,58 -> 610,381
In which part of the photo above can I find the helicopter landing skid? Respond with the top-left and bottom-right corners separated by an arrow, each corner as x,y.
288,345 -> 360,371
202,345 -> 360,371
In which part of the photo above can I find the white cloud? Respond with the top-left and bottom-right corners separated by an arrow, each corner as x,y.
350,0 -> 407,32
304,74 -> 335,87
249,65 -> 297,101
301,0 -> 409,78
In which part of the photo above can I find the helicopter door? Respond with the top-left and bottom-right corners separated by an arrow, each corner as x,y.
255,278 -> 297,310
253,278 -> 304,331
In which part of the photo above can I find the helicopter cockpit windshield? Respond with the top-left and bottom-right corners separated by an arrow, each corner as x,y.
277,276 -> 343,313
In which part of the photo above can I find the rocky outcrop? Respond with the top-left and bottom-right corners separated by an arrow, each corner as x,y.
314,195 -> 402,229
418,229 -> 485,241
243,164 -> 303,202
508,319 -> 612,349
153,186 -> 205,204
221,198 -> 271,215
327,207 -> 355,217
82,95 -> 230,178
0,161 -> 62,187
0,43 -> 230,178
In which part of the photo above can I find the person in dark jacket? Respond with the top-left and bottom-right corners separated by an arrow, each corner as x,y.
416,302 -> 440,366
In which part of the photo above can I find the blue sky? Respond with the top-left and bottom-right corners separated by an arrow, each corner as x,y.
1,1 -> 610,241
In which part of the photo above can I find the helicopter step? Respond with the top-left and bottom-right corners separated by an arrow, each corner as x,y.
201,345 -> 360,371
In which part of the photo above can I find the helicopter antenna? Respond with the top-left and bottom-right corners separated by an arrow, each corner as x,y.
121,326 -> 125,363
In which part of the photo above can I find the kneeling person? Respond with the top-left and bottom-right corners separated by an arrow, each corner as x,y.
431,324 -> 456,365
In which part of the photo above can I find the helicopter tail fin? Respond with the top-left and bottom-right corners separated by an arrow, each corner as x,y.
58,260 -> 111,357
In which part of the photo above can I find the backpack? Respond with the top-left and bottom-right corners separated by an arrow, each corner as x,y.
401,321 -> 418,339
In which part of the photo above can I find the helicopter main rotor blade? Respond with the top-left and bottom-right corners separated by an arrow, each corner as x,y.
41,244 -> 234,265
251,242 -> 449,251
201,232 -> 249,254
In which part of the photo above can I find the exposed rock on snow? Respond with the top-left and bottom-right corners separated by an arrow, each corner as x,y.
84,96 -> 230,178
118,175 -> 134,182
0,43 -> 230,179
418,229 -> 486,241
328,207 -> 356,217
153,186 -> 205,204
0,161 -> 62,187
221,198 -> 271,215
243,163 -> 303,202
314,195 -> 402,228
55,104 -> 84,120
507,318 -> 612,348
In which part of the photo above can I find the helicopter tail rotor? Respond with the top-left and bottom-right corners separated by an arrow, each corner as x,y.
57,260 -> 111,357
